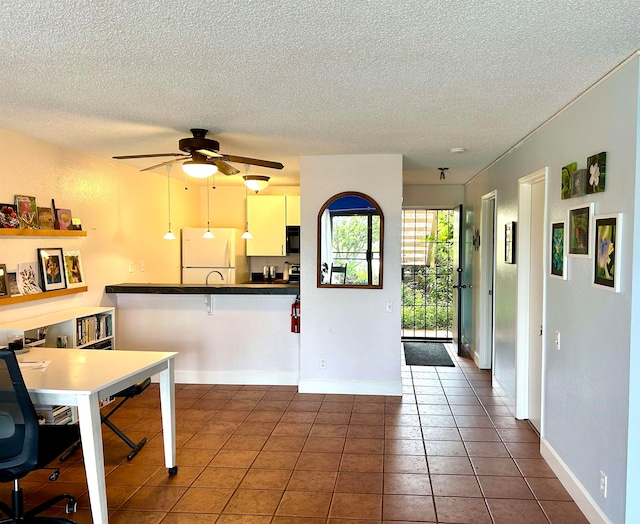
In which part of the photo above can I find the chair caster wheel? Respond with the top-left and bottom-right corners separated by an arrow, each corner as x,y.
168,466 -> 178,476
66,501 -> 78,514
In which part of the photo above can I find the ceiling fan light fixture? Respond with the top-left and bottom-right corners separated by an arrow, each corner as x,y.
243,175 -> 270,193
182,160 -> 218,178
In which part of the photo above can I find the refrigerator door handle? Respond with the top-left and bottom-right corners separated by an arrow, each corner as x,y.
227,238 -> 231,268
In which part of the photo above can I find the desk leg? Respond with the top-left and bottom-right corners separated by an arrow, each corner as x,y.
77,393 -> 108,524
158,358 -> 177,473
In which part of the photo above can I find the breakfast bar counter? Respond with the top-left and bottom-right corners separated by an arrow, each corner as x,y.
105,283 -> 300,386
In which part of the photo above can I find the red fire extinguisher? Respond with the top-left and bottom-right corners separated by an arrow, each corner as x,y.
291,296 -> 300,333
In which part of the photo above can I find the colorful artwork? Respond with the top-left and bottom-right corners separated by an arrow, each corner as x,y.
0,203 -> 19,228
37,206 -> 55,230
64,250 -> 85,288
37,248 -> 67,292
561,162 -> 576,200
570,169 -> 587,198
56,209 -> 72,230
568,203 -> 593,257
551,222 -> 566,279
15,195 -> 38,229
594,214 -> 620,291
587,152 -> 606,194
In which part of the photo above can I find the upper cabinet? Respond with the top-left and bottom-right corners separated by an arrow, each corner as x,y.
286,195 -> 300,226
246,195 -> 300,256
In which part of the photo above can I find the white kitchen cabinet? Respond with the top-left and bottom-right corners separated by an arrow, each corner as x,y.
247,195 -> 287,256
286,195 -> 301,226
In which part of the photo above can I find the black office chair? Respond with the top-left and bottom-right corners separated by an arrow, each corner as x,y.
61,377 -> 151,462
0,349 -> 79,523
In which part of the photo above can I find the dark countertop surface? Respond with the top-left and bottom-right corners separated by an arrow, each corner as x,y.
105,283 -> 299,295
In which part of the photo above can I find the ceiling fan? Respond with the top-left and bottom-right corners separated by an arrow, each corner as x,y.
113,128 -> 284,178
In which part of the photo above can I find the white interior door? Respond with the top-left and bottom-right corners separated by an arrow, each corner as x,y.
527,178 -> 545,432
479,193 -> 496,370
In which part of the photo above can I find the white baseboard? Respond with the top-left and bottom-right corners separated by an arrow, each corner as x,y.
172,370 -> 299,385
298,379 -> 403,396
540,438 -> 612,524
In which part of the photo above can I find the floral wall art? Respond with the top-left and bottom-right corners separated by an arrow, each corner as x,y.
587,151 -> 606,194
594,214 -> 621,292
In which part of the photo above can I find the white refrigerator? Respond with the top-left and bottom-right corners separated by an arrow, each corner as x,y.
181,228 -> 249,284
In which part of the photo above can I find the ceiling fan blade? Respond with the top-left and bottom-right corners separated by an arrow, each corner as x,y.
196,148 -> 224,158
113,153 -> 188,159
214,160 -> 241,176
140,157 -> 188,172
224,155 -> 284,170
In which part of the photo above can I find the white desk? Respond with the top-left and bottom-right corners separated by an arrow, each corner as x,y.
19,347 -> 177,524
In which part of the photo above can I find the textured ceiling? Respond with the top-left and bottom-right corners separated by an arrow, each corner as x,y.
1,1 -> 639,186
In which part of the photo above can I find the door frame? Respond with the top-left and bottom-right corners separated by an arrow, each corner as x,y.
478,191 -> 497,370
515,167 -> 548,422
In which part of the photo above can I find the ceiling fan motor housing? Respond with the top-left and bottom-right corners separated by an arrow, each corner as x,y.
179,129 -> 220,154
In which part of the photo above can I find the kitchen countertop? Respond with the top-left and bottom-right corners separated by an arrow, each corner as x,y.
105,283 -> 299,295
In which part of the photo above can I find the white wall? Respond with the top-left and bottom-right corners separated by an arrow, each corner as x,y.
465,57 -> 639,524
403,184 -> 464,209
299,154 -> 403,395
0,128 -> 199,324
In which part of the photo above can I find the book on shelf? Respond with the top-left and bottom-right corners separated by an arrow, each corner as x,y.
34,404 -> 74,425
76,313 -> 113,346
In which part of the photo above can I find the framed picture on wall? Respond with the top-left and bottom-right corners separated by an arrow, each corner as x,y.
568,202 -> 594,257
37,248 -> 67,292
63,250 -> 85,288
550,221 -> 567,280
0,264 -> 9,297
593,213 -> 621,292
505,222 -> 516,264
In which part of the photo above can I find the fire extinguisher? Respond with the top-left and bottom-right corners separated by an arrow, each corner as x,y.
291,296 -> 300,333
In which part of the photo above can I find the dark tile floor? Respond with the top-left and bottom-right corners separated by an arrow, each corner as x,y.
2,345 -> 589,523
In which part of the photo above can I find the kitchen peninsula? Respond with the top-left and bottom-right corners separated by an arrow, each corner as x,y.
106,282 -> 300,385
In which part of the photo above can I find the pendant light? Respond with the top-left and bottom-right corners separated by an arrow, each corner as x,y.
202,174 -> 215,239
163,165 -> 176,240
243,174 -> 270,193
439,167 -> 448,181
241,164 -> 253,239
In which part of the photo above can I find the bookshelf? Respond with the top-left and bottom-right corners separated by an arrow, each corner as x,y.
0,306 -> 115,350
0,307 -> 116,424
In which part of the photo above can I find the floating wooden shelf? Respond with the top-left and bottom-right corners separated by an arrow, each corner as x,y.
0,229 -> 86,237
0,286 -> 88,306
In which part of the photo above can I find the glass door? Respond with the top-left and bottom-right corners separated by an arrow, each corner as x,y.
401,209 -> 454,340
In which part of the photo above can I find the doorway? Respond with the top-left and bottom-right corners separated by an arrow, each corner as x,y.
401,209 -> 454,340
516,168 -> 547,433
479,192 -> 497,370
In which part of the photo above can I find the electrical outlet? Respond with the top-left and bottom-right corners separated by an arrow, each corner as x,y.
600,471 -> 608,498
555,331 -> 561,350
140,260 -> 146,272
128,262 -> 134,273
319,358 -> 327,370
385,301 -> 393,313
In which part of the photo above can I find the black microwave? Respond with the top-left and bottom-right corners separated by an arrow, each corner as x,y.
286,226 -> 300,254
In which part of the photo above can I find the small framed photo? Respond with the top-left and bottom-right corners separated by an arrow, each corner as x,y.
37,248 -> 67,292
568,203 -> 594,257
550,222 -> 567,280
55,209 -> 72,230
505,222 -> 516,264
7,271 -> 21,296
593,214 -> 621,292
63,251 -> 85,288
0,264 -> 9,297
